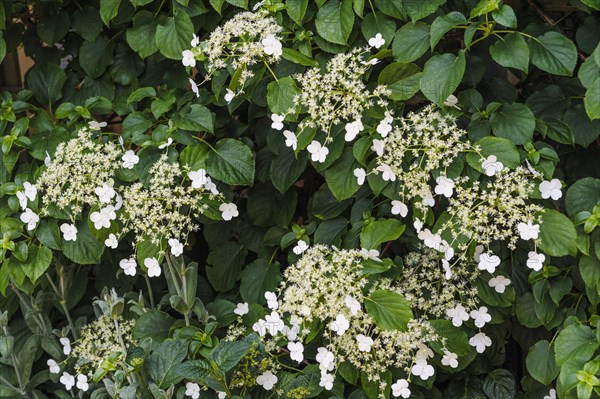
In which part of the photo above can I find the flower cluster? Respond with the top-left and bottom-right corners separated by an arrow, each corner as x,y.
184,10 -> 283,94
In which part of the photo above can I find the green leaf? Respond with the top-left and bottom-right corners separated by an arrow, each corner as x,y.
270,150 -> 308,193
281,48 -> 318,67
465,136 -> 520,171
62,220 -> 105,265
565,178 -> 600,217
584,78 -> 600,120
100,0 -> 121,26
529,32 -> 578,76
37,9 -> 70,45
489,33 -> 529,73
404,0 -> 445,22
206,139 -> 255,186
470,0 -> 501,18
286,0 -> 309,25
489,102 -> 535,144
26,64 -> 67,105
491,4 -> 517,28
179,143 -> 210,171
133,311 -> 176,345
206,242 -> 246,292
364,289 -> 413,331
361,13 -> 396,47
128,87 -> 157,104
155,12 -> 194,60
210,341 -> 251,372
392,22 -> 430,63
360,219 -> 405,250
22,246 -> 52,285
526,340 -> 560,385
378,62 -> 421,101
172,104 -> 214,133
79,35 -> 116,78
482,369 -> 517,399
428,319 -> 470,356
579,255 -> 600,293
325,148 -> 361,201
315,0 -> 354,45
419,50 -> 466,105
539,209 -> 578,257
373,0 -> 407,19
109,44 -> 145,85
267,77 -> 301,115
146,340 -> 188,388
127,11 -> 159,58
240,259 -> 282,304
72,6 -> 103,41
430,12 -> 467,49
555,324 -> 598,366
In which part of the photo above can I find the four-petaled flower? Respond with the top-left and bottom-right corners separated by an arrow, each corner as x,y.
219,203 -> 239,221
20,208 -> 39,230
90,206 -> 116,230
377,163 -> 396,181
47,359 -> 60,374
539,179 -> 562,200
411,358 -> 434,380
60,372 -> 75,390
446,304 -> 469,327
368,33 -> 385,49
120,257 -> 137,277
271,114 -> 284,130
256,371 -> 278,390
88,121 -> 107,130
526,251 -> 545,271
316,347 -> 335,371
391,200 -> 408,217
283,130 -> 298,150
371,139 -> 385,156
478,252 -> 501,273
441,350 -> 459,368
319,373 -> 335,390
234,302 -> 249,316
470,306 -> 492,328
293,240 -> 309,255
189,168 -> 209,189
330,314 -> 350,335
356,334 -> 374,352
16,182 -> 37,209
481,155 -> 504,176
95,183 -> 116,204
489,275 -> 511,293
287,341 -> 304,363
262,34 -> 283,57
225,88 -> 235,103
265,291 -> 279,310
121,150 -> 139,169
182,50 -> 196,67
444,94 -> 459,108
517,221 -> 540,240
307,141 -> 329,163
105,233 -> 118,249
76,374 -> 89,391
345,295 -> 361,315
354,168 -> 366,185
469,332 -> 492,353
185,382 -> 201,399
391,379 -> 411,398
434,176 -> 455,198
190,34 -> 200,47
169,238 -> 184,257
60,223 -> 78,242
60,337 -> 71,355
344,119 -> 363,142
145,257 -> 161,278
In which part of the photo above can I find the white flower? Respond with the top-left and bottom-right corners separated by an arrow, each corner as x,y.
169,238 -> 184,257
119,257 -> 137,277
60,372 -> 75,390
47,359 -> 60,374
182,50 -> 196,67
391,200 -> 408,217
470,306 -> 492,328
145,257 -> 161,278
204,177 -> 219,195
434,176 -> 455,198
190,34 -> 200,47
158,137 -> 173,149
526,251 -> 546,271
344,119 -> 363,142
539,179 -> 562,200
377,121 -> 392,137
189,78 -> 200,97
23,182 -> 37,202
114,193 -> 123,210
307,141 -> 329,163
252,319 -> 267,337
185,382 -> 201,399
376,163 -> 396,181
446,304 -> 469,327
418,229 -> 442,249
256,371 -> 278,390
481,155 -> 504,176
543,389 -> 557,399
283,130 -> 297,150
442,259 -> 453,279
478,253 -> 501,273
189,169 -> 208,189
473,244 -> 484,262
469,332 -> 492,353
264,311 -> 285,335
316,347 -> 335,372
415,343 -> 434,360
16,191 -> 28,210
345,295 -> 361,315
411,358 -> 434,380
442,350 -> 459,368
20,208 -> 39,230
121,150 -> 139,169
284,322 -> 301,341
44,151 -> 52,167
488,275 -> 511,293
224,88 -> 235,103
217,392 -> 227,399
368,32 -> 385,49
287,341 -> 304,363
60,337 -> 71,355
262,34 -> 282,57
439,240 -> 455,260
423,194 -> 435,207
88,121 -> 107,130
60,223 -> 78,242
371,139 -> 385,156
517,221 -> 540,241
220,203 -> 239,221
319,373 -> 335,390
356,334 -> 374,352
265,291 -> 279,310
330,314 -> 350,335
293,240 -> 309,255
104,233 -> 118,249
76,374 -> 89,391
234,302 -> 249,316
353,168 -> 366,185
444,94 -> 459,108
391,379 -> 411,398
271,114 -> 284,130
90,206 -> 116,230
95,183 -> 116,204
413,219 -> 423,233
